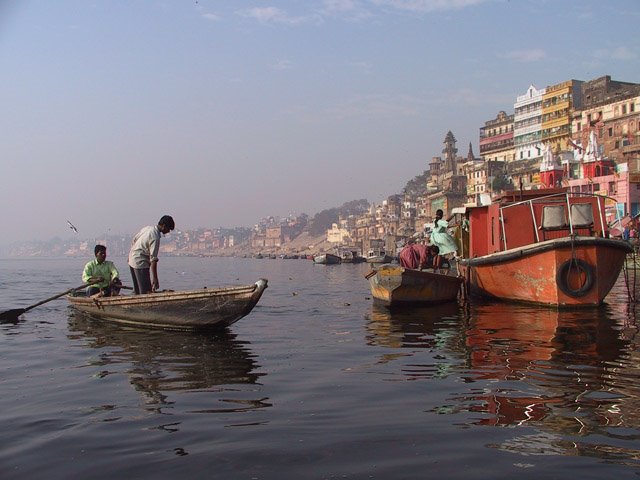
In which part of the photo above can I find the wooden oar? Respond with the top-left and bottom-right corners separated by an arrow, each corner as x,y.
0,283 -> 94,322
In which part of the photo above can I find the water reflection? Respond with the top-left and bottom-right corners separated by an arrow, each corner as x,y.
460,303 -> 640,465
365,302 -> 466,379
67,311 -> 268,413
365,300 -> 640,464
460,303 -> 632,427
365,302 -> 464,349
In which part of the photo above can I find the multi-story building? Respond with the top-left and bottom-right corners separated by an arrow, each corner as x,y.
478,111 -> 514,194
514,85 -> 545,162
571,76 -> 640,162
326,223 -> 351,244
479,111 -> 515,163
541,79 -> 583,151
602,94 -> 640,163
463,159 -> 486,204
400,194 -> 417,234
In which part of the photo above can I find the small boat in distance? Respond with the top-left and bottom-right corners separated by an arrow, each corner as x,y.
340,249 -> 366,264
66,279 -> 268,331
456,189 -> 633,307
365,248 -> 393,264
313,253 -> 342,265
365,264 -> 462,308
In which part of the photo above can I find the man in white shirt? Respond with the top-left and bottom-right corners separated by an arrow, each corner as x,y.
128,215 -> 175,294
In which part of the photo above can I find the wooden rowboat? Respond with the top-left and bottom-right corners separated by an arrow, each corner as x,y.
66,279 -> 268,331
365,264 -> 462,308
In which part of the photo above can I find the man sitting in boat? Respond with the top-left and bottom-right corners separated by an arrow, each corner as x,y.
82,245 -> 122,297
399,237 -> 428,270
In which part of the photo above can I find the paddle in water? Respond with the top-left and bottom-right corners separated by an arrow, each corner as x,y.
0,283 -> 94,322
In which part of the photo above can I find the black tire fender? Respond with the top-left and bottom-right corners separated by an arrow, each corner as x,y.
556,258 -> 595,298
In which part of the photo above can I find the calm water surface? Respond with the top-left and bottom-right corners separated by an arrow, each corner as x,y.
1,257 -> 640,479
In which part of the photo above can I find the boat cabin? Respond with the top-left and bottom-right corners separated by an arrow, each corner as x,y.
462,188 -> 609,258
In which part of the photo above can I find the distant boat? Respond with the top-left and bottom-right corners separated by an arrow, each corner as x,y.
456,189 -> 633,307
366,249 -> 392,264
365,264 -> 462,307
340,249 -> 366,264
66,280 -> 268,331
313,253 -> 341,265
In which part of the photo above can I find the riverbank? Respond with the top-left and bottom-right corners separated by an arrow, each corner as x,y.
194,231 -> 335,258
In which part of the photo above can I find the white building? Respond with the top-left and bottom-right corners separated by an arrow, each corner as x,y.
514,85 -> 546,162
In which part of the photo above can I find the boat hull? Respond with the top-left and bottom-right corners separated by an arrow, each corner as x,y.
366,255 -> 393,264
313,254 -> 341,264
66,279 -> 268,331
458,237 -> 631,307
365,264 -> 462,308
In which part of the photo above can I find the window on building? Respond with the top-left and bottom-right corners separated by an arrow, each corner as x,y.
609,127 -> 613,137
622,105 -> 627,115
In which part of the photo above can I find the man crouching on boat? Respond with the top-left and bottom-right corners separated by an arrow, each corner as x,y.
82,244 -> 122,297
399,237 -> 428,270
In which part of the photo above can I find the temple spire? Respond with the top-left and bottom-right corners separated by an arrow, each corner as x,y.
442,131 -> 458,173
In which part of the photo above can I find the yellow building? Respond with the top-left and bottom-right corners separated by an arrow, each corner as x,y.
541,79 -> 583,151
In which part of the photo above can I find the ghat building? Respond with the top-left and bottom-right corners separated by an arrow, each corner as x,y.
324,75 -> 640,255
472,74 -> 640,219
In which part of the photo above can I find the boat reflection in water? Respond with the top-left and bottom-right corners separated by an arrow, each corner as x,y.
365,302 -> 463,349
365,302 -> 466,379
67,310 -> 270,414
463,302 -> 640,463
365,300 -> 640,464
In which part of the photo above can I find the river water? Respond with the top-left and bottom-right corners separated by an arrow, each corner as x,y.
1,256 -> 639,479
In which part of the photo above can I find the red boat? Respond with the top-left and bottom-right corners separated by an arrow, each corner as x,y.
456,189 -> 633,307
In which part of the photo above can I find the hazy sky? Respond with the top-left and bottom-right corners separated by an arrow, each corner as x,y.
1,0 -> 639,245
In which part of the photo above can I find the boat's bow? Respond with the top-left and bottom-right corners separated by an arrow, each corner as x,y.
366,264 -> 462,307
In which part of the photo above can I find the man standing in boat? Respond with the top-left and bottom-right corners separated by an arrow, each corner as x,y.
128,215 -> 175,294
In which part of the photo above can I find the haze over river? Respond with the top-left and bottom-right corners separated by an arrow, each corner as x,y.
1,257 -> 640,479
